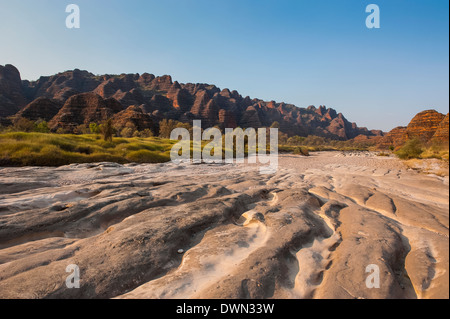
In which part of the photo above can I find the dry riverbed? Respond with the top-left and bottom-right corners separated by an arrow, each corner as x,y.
0,152 -> 448,299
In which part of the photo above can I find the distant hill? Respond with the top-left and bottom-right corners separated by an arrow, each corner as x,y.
1,64 -> 384,140
377,110 -> 449,149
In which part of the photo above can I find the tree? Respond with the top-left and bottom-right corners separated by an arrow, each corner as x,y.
287,135 -> 305,146
176,122 -> 194,137
278,132 -> 289,145
35,121 -> 50,133
12,117 -> 35,132
303,135 -> 326,146
140,129 -> 154,138
100,119 -> 115,142
159,119 -> 178,139
74,124 -> 90,135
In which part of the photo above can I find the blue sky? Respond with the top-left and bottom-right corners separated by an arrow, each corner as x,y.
0,0 -> 448,131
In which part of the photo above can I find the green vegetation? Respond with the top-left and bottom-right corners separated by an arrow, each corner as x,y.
395,138 -> 449,161
1,116 -> 412,166
158,119 -> 193,139
395,139 -> 423,160
0,132 -> 175,166
100,119 -> 115,142
278,134 -> 376,154
421,146 -> 449,161
377,152 -> 390,157
8,117 -> 49,133
89,123 -> 100,134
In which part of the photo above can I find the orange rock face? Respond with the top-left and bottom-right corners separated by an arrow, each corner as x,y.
405,110 -> 445,142
378,110 -> 449,149
377,126 -> 408,149
432,113 -> 449,145
112,105 -> 157,132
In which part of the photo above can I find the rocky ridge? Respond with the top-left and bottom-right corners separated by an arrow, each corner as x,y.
1,64 -> 382,140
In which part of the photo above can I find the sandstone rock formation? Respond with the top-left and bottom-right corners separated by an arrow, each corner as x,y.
48,93 -> 124,131
15,98 -> 61,122
378,110 -> 449,149
112,105 -> 157,132
405,110 -> 446,142
432,113 -> 449,145
26,69 -> 100,102
0,64 -> 383,139
0,65 -> 27,117
377,127 -> 408,150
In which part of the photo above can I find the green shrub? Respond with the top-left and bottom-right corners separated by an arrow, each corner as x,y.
12,118 -> 36,132
395,139 -> 424,160
35,121 -> 50,133
287,136 -> 306,146
89,123 -> 100,134
159,119 -> 178,139
140,129 -> 154,138
120,127 -> 134,138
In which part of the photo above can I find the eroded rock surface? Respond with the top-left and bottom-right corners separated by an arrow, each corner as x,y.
0,153 -> 448,299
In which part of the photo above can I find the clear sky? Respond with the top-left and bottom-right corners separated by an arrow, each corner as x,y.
0,0 -> 448,131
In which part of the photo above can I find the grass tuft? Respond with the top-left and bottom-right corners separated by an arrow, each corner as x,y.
0,132 -> 174,166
